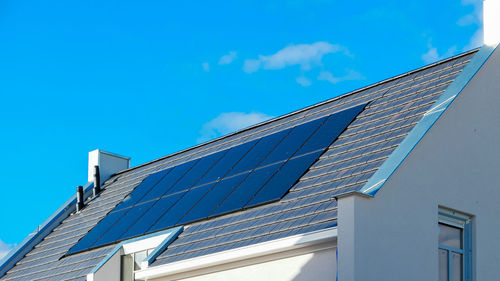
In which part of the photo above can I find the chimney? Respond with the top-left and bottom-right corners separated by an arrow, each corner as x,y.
484,0 -> 500,46
88,149 -> 130,194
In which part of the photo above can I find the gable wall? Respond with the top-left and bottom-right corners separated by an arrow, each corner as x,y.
337,45 -> 500,281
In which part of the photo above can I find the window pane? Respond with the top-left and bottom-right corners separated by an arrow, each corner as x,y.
439,223 -> 462,249
438,249 -> 448,281
452,252 -> 463,281
134,250 -> 148,270
120,255 -> 134,281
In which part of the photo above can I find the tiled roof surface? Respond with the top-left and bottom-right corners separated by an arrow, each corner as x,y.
0,49 -> 476,281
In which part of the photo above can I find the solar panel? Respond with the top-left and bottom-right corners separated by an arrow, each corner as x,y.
67,103 -> 366,255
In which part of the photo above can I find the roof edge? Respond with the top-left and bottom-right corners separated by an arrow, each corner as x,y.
0,182 -> 94,278
115,49 -> 479,177
357,43 -> 499,196
135,226 -> 338,280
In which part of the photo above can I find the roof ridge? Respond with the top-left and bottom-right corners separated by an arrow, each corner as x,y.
114,48 -> 479,177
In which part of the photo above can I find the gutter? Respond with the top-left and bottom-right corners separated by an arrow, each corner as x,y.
135,227 -> 338,280
0,182 -> 94,278
359,43 -> 499,196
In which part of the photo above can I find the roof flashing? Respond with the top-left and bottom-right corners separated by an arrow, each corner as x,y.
358,44 -> 498,197
86,226 -> 183,281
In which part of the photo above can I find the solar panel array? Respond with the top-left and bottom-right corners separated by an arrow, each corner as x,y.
67,104 -> 365,254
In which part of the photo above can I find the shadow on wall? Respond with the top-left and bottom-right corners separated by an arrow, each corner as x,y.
290,247 -> 337,281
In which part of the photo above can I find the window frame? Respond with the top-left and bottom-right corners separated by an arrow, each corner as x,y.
438,208 -> 472,281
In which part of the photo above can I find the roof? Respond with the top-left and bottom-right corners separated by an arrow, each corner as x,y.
0,49 -> 479,281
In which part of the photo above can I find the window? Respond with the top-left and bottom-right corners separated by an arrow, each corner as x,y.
438,208 -> 472,281
120,248 -> 154,281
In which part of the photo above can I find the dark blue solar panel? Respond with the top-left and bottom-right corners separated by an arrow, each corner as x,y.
148,184 -> 214,233
92,201 -> 157,248
166,151 -> 226,194
259,116 -> 326,166
118,192 -> 185,241
196,140 -> 258,186
210,162 -> 284,217
67,104 -> 365,255
295,104 -> 365,155
68,210 -> 125,253
113,168 -> 171,212
225,129 -> 290,177
246,150 -> 324,208
177,174 -> 247,224
138,159 -> 198,203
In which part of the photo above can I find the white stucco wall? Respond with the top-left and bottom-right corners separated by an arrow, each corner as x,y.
149,245 -> 337,281
338,46 -> 500,281
88,248 -> 122,281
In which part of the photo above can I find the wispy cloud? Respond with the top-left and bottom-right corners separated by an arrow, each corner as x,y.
198,112 -> 274,143
218,51 -> 238,65
464,28 -> 483,50
421,45 -> 458,64
202,62 -> 210,72
296,76 -> 312,87
317,70 -> 364,84
458,0 -> 483,49
458,0 -> 482,26
243,42 -> 348,73
0,239 -> 14,260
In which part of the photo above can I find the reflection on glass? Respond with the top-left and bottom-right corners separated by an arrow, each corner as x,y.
439,249 -> 448,281
439,223 -> 462,249
452,252 -> 463,281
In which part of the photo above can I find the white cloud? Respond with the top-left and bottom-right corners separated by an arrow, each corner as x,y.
202,62 -> 210,72
464,28 -> 483,50
0,239 -> 14,260
458,0 -> 483,48
218,51 -> 238,65
421,47 -> 439,64
198,112 -> 273,143
318,70 -> 364,84
318,71 -> 340,84
457,14 -> 478,26
457,0 -> 482,26
296,76 -> 312,87
243,41 -> 348,73
421,45 -> 458,64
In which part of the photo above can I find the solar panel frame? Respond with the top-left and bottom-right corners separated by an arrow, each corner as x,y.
66,103 -> 366,255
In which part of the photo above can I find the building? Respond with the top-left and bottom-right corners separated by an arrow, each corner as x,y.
1,2 -> 500,281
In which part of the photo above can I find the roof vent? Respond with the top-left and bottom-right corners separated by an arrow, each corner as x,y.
92,165 -> 101,197
76,185 -> 84,212
484,0 -> 500,45
88,149 -> 131,193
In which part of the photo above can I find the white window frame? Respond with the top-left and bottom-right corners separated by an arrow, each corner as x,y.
438,208 -> 472,281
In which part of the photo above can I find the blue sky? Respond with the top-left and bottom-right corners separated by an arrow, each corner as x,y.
0,0 -> 482,257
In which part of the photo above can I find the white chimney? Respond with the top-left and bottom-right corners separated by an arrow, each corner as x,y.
484,0 -> 500,46
88,149 -> 131,184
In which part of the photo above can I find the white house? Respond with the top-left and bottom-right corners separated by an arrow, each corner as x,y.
1,2 -> 499,281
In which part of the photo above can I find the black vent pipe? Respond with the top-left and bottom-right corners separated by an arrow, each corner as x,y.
76,185 -> 84,212
93,165 -> 101,197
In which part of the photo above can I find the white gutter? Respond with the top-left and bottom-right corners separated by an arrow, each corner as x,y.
135,227 -> 337,280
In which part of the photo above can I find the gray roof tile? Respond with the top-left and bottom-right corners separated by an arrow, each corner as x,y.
0,49 -> 478,280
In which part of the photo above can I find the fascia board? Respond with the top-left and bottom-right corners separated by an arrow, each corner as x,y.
360,44 -> 499,196
86,227 -> 183,280
135,227 -> 338,280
